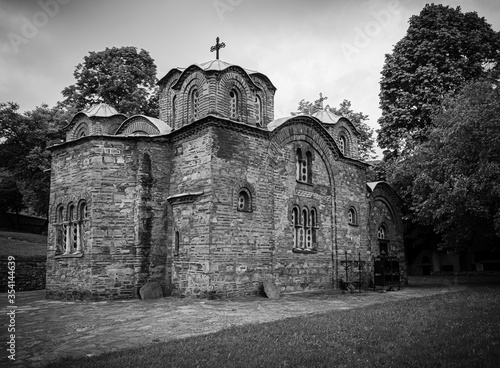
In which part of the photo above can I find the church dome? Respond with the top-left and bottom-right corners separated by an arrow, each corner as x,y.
158,41 -> 276,131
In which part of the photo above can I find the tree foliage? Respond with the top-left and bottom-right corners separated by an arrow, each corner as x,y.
62,46 -> 159,117
292,97 -> 376,160
389,81 -> 500,254
378,4 -> 500,158
0,102 -> 71,216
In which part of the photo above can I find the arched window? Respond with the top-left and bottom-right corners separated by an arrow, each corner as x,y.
348,207 -> 357,225
230,89 -> 238,119
255,95 -> 262,126
306,151 -> 312,183
57,201 -> 87,257
55,204 -> 65,255
296,148 -> 312,184
292,205 -> 319,252
237,188 -> 252,212
339,135 -> 346,155
292,206 -> 300,248
74,123 -> 88,139
378,224 -> 388,256
191,89 -> 199,121
172,95 -> 177,126
377,225 -> 386,239
310,208 -> 318,247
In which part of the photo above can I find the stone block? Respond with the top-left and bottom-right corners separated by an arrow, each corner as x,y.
139,282 -> 163,300
263,279 -> 280,299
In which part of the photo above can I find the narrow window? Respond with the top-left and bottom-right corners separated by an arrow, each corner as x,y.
55,205 -> 64,254
296,148 -> 303,181
255,95 -> 262,126
296,148 -> 312,184
348,207 -> 357,225
306,151 -> 312,183
230,89 -> 238,119
65,203 -> 77,254
339,136 -> 346,155
174,230 -> 180,256
378,224 -> 388,256
237,188 -> 252,212
377,225 -> 386,240
172,95 -> 177,126
302,208 -> 312,249
310,208 -> 317,247
191,89 -> 199,121
292,206 -> 299,248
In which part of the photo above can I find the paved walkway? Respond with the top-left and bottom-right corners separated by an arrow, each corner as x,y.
0,276 -> 491,368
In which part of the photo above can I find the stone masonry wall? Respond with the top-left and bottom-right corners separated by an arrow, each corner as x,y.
209,125 -> 274,297
168,124 -> 214,296
47,138 -> 140,300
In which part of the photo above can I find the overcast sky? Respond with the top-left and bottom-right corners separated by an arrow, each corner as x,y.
1,0 -> 499,156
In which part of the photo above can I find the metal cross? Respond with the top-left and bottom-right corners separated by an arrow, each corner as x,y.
318,93 -> 328,109
210,37 -> 226,59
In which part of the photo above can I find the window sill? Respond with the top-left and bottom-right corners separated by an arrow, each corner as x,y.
55,253 -> 84,259
348,223 -> 359,227
296,180 -> 313,187
292,248 -> 318,254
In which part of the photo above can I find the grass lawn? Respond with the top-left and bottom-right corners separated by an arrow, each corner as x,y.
0,231 -> 47,258
47,287 -> 500,368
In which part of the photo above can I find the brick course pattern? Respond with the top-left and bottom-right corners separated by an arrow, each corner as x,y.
46,59 -> 406,300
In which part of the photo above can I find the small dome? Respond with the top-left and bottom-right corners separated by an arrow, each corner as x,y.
312,109 -> 342,125
115,115 -> 172,136
83,103 -> 123,118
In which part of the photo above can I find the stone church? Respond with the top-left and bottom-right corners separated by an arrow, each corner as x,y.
46,46 -> 406,300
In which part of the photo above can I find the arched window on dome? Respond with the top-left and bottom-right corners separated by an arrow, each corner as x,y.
255,95 -> 262,126
230,89 -> 238,119
172,95 -> 177,126
339,135 -> 347,155
190,89 -> 199,121
74,123 -> 88,139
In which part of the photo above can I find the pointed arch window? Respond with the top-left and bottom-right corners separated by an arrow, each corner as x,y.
230,89 -> 238,119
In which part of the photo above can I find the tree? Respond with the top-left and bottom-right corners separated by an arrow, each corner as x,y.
378,4 -> 500,158
62,46 -> 159,117
292,97 -> 376,160
0,102 -> 71,216
392,80 -> 500,261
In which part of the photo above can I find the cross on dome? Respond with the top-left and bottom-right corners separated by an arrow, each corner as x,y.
317,93 -> 328,109
210,37 -> 226,59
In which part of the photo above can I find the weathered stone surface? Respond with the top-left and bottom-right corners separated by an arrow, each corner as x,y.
139,282 -> 163,300
263,280 -> 280,299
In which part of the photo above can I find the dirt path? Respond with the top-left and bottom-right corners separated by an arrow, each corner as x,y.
1,276 -> 494,368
